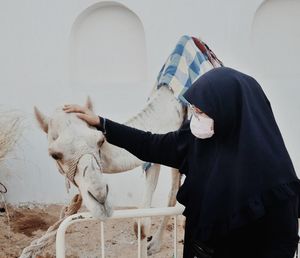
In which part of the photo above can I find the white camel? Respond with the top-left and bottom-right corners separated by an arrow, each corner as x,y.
34,85 -> 186,256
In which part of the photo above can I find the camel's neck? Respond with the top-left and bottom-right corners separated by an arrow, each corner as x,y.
100,86 -> 186,173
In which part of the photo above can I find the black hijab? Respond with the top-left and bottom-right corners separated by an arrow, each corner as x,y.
178,67 -> 299,241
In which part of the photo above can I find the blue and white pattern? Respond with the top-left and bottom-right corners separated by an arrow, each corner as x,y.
143,36 -> 222,173
156,35 -> 220,106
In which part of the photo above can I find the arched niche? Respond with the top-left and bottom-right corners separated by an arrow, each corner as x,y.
251,0 -> 300,77
69,2 -> 147,86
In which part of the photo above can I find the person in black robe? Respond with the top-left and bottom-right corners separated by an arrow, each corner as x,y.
63,67 -> 300,258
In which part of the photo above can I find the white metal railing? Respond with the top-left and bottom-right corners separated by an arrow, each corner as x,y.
56,206 -> 185,258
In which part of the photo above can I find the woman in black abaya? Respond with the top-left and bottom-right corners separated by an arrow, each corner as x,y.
64,67 -> 300,258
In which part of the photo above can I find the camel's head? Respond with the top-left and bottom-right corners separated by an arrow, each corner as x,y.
34,98 -> 113,219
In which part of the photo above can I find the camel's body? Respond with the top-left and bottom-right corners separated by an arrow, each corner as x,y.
99,86 -> 186,255
34,85 -> 187,257
100,86 -> 185,173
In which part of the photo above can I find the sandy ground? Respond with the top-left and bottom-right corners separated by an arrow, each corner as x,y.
0,204 -> 184,258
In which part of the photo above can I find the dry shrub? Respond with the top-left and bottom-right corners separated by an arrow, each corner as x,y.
0,109 -> 22,162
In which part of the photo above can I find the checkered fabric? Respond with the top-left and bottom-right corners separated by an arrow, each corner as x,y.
143,35 -> 223,172
156,35 -> 222,106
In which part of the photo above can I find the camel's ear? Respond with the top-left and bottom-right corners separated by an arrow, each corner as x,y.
85,96 -> 93,111
34,106 -> 49,133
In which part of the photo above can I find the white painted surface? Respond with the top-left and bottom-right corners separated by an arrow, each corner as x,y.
0,0 -> 299,207
69,2 -> 147,85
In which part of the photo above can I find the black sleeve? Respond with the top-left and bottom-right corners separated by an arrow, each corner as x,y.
96,117 -> 191,169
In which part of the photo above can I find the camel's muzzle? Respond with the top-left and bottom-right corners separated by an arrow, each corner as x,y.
88,184 -> 109,205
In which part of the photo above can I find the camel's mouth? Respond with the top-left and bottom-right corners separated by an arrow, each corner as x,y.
87,184 -> 111,217
84,185 -> 112,218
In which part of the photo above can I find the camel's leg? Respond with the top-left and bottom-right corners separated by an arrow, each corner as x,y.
134,163 -> 160,258
147,168 -> 182,256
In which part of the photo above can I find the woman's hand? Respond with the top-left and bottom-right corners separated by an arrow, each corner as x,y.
63,104 -> 100,126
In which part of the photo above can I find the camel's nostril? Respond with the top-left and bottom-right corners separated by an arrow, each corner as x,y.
97,138 -> 105,147
88,190 -> 106,205
51,152 -> 63,160
88,185 -> 109,206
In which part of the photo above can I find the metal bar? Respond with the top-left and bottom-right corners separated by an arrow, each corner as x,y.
173,215 -> 177,258
101,221 -> 105,258
56,206 -> 184,258
137,218 -> 141,258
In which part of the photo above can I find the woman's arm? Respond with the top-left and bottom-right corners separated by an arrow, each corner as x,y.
98,118 -> 191,169
62,104 -> 191,169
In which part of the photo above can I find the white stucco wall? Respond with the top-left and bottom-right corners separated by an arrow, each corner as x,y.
0,0 -> 299,207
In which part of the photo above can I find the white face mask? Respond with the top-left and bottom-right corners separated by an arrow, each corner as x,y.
190,113 -> 214,139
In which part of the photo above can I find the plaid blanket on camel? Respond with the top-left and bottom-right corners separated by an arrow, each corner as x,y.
156,35 -> 223,106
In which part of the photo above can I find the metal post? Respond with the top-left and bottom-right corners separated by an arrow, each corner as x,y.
173,215 -> 177,258
101,221 -> 105,258
137,218 -> 141,258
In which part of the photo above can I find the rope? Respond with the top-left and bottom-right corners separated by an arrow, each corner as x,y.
56,150 -> 102,192
1,191 -> 12,256
19,194 -> 83,258
0,181 -> 7,193
0,191 -> 11,227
